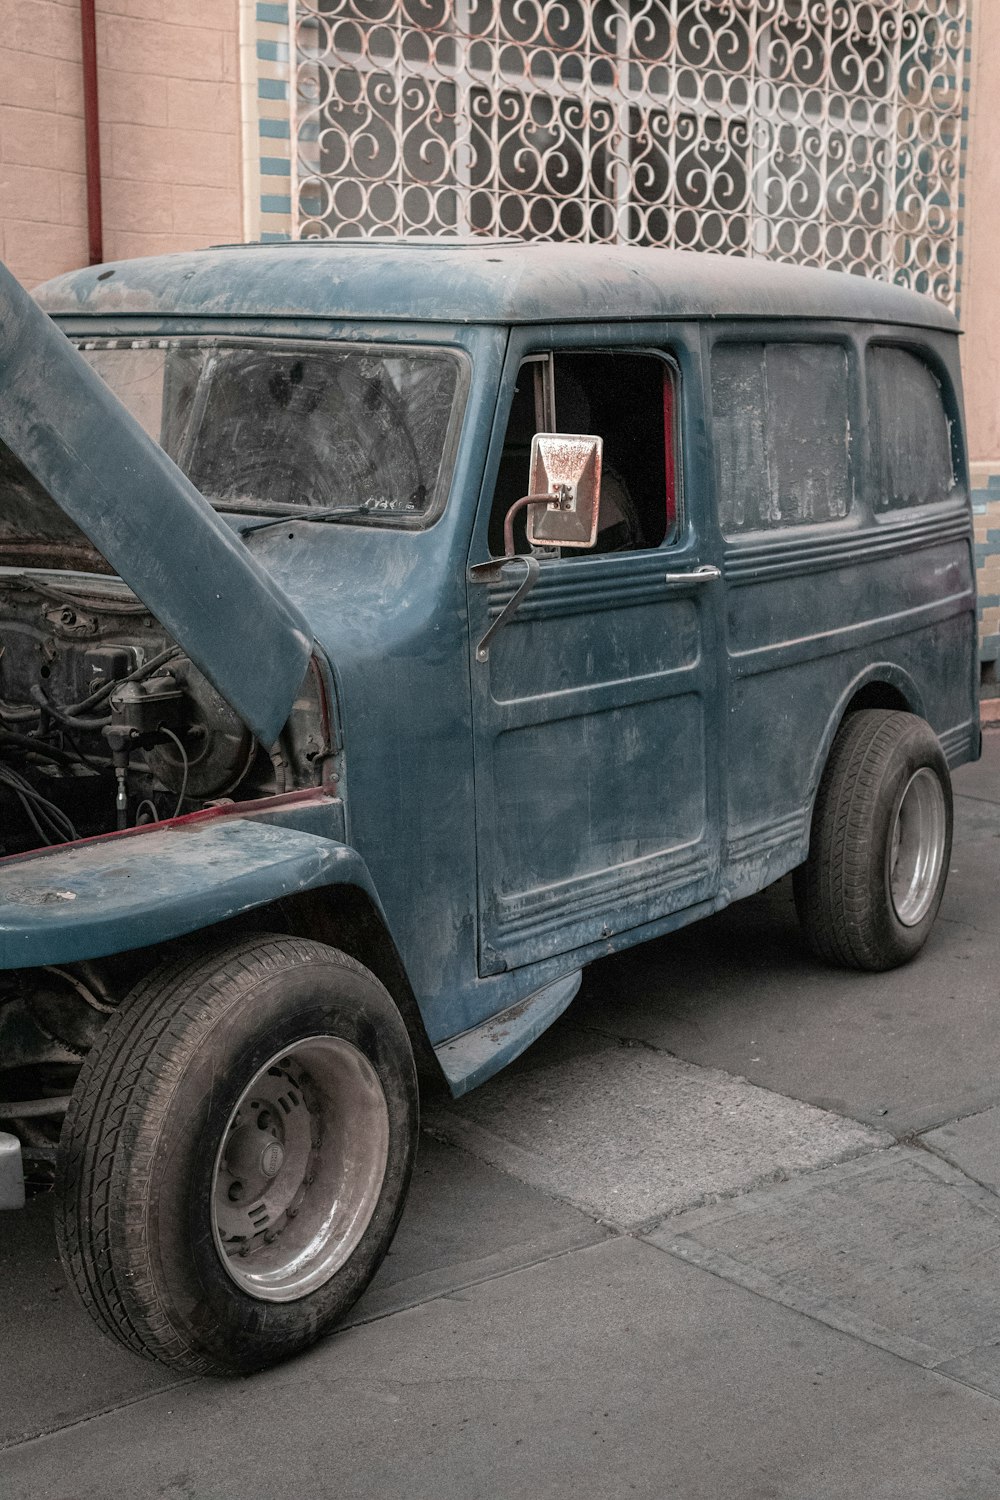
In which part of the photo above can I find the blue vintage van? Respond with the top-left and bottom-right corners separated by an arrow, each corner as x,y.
0,242 -> 979,1373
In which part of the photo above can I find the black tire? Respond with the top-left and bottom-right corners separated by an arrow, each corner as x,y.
55,934 -> 418,1376
793,709 -> 952,972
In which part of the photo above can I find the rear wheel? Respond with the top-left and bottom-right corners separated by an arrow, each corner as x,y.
794,709 -> 952,971
56,934 -> 418,1375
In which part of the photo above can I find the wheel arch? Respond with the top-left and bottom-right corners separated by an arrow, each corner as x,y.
119,881 -> 442,1087
6,823 -> 444,1088
804,665 -> 927,836
219,884 -> 441,1084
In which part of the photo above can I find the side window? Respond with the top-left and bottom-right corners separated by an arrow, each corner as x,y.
489,351 -> 679,557
712,342 -> 852,536
867,346 -> 955,511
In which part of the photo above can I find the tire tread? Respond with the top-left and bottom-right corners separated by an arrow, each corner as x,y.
56,935 -> 407,1375
795,710 -> 951,971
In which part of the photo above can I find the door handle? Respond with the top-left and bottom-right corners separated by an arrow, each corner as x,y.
663,564 -> 721,584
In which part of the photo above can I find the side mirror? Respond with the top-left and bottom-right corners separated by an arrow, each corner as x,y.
471,432 -> 604,665
525,433 -> 603,550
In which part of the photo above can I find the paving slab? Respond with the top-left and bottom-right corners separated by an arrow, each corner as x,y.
348,1132 -> 608,1325
940,790 -> 1000,936
427,1026 -> 887,1226
0,1194 -> 178,1450
563,860 -> 1000,1137
0,1132 -> 604,1449
3,1237 -> 999,1500
953,729 -> 1000,804
649,1146 -> 1000,1390
924,1105 -> 1000,1197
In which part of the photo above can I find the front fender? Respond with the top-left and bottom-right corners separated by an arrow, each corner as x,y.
0,805 -> 385,970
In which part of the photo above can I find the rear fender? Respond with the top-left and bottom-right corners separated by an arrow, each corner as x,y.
804,664 -> 926,830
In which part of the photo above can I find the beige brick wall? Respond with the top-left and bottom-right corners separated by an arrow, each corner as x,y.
0,0 -> 243,289
962,0 -> 1000,469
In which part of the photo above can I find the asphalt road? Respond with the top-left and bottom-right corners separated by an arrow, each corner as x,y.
2,732 -> 1000,1499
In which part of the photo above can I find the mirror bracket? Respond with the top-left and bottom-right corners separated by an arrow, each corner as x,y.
468,554 -> 541,663
502,490 -> 562,558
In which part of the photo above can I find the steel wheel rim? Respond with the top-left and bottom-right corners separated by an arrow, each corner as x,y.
887,767 -> 947,927
211,1036 -> 390,1303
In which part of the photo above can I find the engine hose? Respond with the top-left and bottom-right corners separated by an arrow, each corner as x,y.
0,1096 -> 72,1119
0,700 -> 40,724
0,729 -> 82,766
29,684 -> 109,732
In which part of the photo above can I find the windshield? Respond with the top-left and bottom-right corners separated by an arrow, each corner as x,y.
76,338 -> 466,522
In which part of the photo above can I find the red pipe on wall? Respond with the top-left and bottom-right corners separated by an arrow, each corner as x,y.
80,0 -> 103,266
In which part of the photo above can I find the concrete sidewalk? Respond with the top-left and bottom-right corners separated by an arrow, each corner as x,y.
3,735 -> 1000,1498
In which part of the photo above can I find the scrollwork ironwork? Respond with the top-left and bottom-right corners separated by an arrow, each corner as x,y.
292,0 -> 966,306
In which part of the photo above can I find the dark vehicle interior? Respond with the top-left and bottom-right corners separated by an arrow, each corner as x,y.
489,349 -> 677,557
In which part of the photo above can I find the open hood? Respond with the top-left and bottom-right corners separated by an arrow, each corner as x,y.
0,261 -> 313,749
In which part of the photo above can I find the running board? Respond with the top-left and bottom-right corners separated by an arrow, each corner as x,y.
434,971 -> 582,1098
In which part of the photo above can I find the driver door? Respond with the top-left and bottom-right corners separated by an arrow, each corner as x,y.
467,327 -> 723,976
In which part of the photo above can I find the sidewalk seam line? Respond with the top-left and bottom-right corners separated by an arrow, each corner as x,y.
641,1232 -> 1000,1408
0,1376 -> 197,1455
562,1017 -> 900,1140
0,1238 -> 623,1456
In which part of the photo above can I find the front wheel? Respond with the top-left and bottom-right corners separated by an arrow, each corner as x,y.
794,709 -> 953,971
56,935 -> 418,1375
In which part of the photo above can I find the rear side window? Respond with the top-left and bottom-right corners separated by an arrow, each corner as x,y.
867,346 -> 955,511
712,343 -> 852,535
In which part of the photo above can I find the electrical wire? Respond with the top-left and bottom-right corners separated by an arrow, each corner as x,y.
11,786 -> 52,846
55,726 -> 112,770
0,782 -> 72,843
0,700 -> 40,724
5,574 -> 151,615
0,763 -> 77,833
0,763 -> 80,844
134,799 -> 160,825
0,647 -> 184,729
157,726 -> 189,819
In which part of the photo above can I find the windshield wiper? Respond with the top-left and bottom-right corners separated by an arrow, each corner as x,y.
236,504 -> 374,539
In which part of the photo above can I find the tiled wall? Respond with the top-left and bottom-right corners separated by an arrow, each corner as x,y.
239,0 -> 292,243
973,467 -> 1000,682
962,0 -> 1000,473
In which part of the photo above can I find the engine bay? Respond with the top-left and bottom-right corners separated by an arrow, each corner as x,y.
0,570 -> 327,859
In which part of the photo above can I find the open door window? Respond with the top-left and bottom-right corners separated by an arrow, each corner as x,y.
488,350 -> 681,558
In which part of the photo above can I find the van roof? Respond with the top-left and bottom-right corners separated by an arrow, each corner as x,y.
35,240 -> 959,333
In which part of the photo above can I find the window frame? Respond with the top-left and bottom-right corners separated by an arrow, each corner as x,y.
864,338 -> 967,519
707,324 -> 863,544
74,333 -> 472,530
486,342 -> 687,561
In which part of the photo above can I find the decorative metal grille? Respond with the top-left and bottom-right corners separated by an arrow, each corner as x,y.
292,0 -> 967,306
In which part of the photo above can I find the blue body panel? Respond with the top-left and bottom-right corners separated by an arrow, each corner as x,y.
0,805 -> 370,969
35,242 -> 958,333
0,244 -> 979,1097
434,972 -> 582,1097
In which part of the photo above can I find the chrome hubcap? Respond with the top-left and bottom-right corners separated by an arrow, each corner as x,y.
211,1036 -> 390,1303
887,767 -> 947,927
